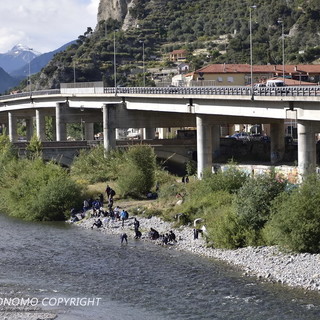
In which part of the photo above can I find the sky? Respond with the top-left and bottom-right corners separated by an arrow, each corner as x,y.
0,0 -> 99,54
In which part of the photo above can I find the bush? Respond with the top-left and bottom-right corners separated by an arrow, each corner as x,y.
0,158 -> 83,221
207,207 -> 248,249
232,171 -> 287,246
117,145 -> 156,198
264,174 -> 320,253
202,165 -> 248,194
71,146 -> 124,183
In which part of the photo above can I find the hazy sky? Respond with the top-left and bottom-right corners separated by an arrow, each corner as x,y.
0,0 -> 99,54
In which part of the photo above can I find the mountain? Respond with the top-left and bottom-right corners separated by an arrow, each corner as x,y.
0,44 -> 41,74
19,0 -> 320,90
0,67 -> 19,93
10,41 -> 77,80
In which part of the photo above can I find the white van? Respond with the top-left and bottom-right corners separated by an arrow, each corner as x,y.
266,79 -> 285,87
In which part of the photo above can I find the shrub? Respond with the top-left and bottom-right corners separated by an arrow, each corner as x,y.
71,145 -> 124,183
264,174 -> 320,253
201,165 -> 248,194
117,145 -> 156,198
0,158 -> 83,221
232,171 -> 287,246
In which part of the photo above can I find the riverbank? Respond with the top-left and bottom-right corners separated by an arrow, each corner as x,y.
74,212 -> 320,293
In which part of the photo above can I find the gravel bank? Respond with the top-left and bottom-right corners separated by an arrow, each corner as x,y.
74,212 -> 320,292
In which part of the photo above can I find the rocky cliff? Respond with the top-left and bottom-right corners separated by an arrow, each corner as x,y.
97,0 -> 138,30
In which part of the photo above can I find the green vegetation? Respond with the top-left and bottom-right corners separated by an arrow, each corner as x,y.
0,157 -> 83,221
71,145 -> 125,183
2,135 -> 320,253
117,145 -> 156,198
265,174 -> 320,253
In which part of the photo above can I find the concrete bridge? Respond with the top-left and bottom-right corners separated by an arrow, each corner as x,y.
2,83 -> 320,177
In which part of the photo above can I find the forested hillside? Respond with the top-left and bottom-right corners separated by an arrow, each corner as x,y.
16,0 -> 320,90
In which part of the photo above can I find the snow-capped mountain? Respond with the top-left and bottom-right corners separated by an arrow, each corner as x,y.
0,44 -> 41,74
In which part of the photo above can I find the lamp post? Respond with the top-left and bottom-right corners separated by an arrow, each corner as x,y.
28,48 -> 33,95
140,40 -> 145,87
113,30 -> 117,90
73,59 -> 76,84
249,5 -> 257,98
278,19 -> 285,83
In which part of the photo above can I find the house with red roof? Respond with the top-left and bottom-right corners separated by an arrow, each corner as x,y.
169,49 -> 187,62
193,64 -> 320,86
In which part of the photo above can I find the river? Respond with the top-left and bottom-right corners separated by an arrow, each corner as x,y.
0,214 -> 320,319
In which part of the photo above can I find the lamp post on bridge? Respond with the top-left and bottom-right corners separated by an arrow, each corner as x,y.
113,29 -> 118,91
28,48 -> 33,95
278,19 -> 285,83
249,5 -> 257,99
139,40 -> 146,87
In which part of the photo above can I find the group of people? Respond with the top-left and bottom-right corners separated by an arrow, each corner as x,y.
72,184 -> 180,246
89,185 -> 131,229
148,228 -> 176,245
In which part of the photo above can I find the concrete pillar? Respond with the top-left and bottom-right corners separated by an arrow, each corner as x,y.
84,122 -> 94,140
8,112 -> 18,142
52,116 -> 56,141
298,120 -> 316,176
36,109 -> 46,141
55,102 -> 67,141
157,128 -> 171,139
196,115 -> 212,179
270,122 -> 285,164
212,124 -> 220,161
143,127 -> 155,140
115,129 -> 121,140
26,118 -> 33,141
102,104 -> 116,152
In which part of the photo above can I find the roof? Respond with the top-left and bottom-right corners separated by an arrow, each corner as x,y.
170,49 -> 187,55
195,64 -> 320,75
267,77 -> 316,86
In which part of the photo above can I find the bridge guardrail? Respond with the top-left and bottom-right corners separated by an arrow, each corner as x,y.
0,89 -> 60,101
2,85 -> 320,102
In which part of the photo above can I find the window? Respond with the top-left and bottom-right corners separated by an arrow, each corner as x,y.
227,77 -> 234,82
217,77 -> 223,82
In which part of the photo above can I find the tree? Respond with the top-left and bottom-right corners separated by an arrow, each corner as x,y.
26,134 -> 42,159
265,174 -> 320,253
232,171 -> 287,246
117,145 -> 156,198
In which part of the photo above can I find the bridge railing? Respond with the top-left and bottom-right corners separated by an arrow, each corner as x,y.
0,89 -> 60,101
3,85 -> 320,102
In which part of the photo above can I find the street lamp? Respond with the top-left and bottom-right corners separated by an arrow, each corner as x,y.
278,19 -> 285,83
73,59 -> 76,84
28,48 -> 33,95
113,30 -> 118,90
249,5 -> 257,98
140,40 -> 145,87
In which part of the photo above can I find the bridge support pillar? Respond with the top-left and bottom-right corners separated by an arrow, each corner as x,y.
84,122 -> 94,140
143,128 -> 155,140
26,118 -> 33,140
55,103 -> 67,141
270,122 -> 285,164
36,109 -> 46,141
298,120 -> 316,177
196,115 -> 212,179
212,124 -> 221,161
8,112 -> 18,142
102,104 -> 116,152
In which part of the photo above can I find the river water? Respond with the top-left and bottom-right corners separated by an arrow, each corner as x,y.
0,214 -> 320,320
